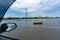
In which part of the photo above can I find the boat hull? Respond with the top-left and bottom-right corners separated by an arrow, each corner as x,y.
33,22 -> 43,25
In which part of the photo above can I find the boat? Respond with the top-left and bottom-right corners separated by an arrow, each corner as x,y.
33,22 -> 43,25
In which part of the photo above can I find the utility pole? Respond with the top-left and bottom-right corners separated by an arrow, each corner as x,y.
25,8 -> 27,25
19,8 -> 28,26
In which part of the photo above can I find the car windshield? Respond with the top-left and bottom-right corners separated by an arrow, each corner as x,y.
1,0 -> 60,40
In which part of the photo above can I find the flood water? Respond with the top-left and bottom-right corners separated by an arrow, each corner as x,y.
1,19 -> 60,40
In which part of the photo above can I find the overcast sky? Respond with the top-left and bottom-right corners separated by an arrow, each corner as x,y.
4,0 -> 60,18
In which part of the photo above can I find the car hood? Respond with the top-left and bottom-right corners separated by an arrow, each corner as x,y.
0,0 -> 16,22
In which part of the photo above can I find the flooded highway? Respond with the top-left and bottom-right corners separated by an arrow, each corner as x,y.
1,19 -> 60,40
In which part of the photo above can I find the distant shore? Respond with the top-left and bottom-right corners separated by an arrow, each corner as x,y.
3,17 -> 60,19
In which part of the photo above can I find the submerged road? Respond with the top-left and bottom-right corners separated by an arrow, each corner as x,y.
1,19 -> 60,40
1,25 -> 60,40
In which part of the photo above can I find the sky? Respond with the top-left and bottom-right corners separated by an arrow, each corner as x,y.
4,0 -> 60,18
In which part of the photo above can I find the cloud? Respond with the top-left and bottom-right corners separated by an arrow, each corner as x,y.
4,0 -> 60,17
11,0 -> 41,9
33,0 -> 60,16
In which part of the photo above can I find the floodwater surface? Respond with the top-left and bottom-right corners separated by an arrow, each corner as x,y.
1,19 -> 60,40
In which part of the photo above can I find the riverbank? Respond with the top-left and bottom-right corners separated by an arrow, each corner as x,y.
3,17 -> 60,20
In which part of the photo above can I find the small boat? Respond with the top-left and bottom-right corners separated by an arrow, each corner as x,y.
33,22 -> 43,25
